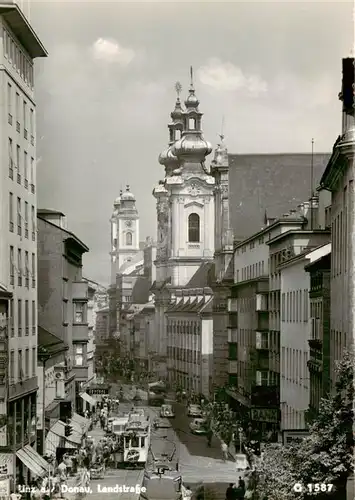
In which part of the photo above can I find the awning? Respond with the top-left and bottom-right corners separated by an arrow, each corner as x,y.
23,445 -> 49,473
16,448 -> 46,477
72,412 -> 91,434
45,420 -> 65,455
80,392 -> 96,406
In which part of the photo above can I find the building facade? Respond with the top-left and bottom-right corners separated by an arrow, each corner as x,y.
152,73 -> 215,379
304,244 -> 331,419
319,57 -> 355,390
37,210 -> 90,417
0,2 -> 47,489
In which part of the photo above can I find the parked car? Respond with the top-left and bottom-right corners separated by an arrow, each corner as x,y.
160,404 -> 175,418
189,418 -> 208,435
153,417 -> 171,430
187,404 -> 203,418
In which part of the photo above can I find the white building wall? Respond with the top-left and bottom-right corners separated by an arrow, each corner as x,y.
201,316 -> 213,397
0,16 -> 39,388
280,258 -> 310,430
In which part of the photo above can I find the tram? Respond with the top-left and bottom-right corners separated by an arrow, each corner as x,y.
122,410 -> 151,468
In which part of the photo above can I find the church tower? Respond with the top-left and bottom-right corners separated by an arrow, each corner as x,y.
167,68 -> 215,286
110,185 -> 140,283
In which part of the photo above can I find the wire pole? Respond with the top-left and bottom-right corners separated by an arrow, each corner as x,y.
311,138 -> 314,231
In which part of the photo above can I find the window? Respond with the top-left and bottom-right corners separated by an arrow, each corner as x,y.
188,118 -> 195,130
126,232 -> 132,245
7,83 -> 12,124
24,151 -> 28,188
16,145 -> 20,183
25,349 -> 29,378
32,300 -> 36,335
10,246 -> 14,285
25,300 -> 29,335
24,251 -> 29,287
74,344 -> 84,366
10,351 -> 15,381
228,342 -> 238,360
9,192 -> 14,232
18,299 -> 22,336
74,302 -> 85,323
31,205 -> 35,240
18,350 -> 23,379
8,138 -> 13,178
256,370 -> 269,386
17,197 -> 21,235
15,92 -> 20,125
31,253 -> 35,288
9,299 -> 14,337
17,249 -> 22,286
256,331 -> 269,349
30,158 -> 35,193
24,202 -> 29,238
188,213 -> 200,242
29,109 -> 34,138
32,348 -> 36,377
23,100 -> 27,134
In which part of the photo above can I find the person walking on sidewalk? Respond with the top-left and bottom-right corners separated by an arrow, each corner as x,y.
206,428 -> 213,447
221,441 -> 229,462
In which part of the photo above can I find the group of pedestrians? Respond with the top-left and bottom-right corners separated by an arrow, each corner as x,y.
225,477 -> 246,500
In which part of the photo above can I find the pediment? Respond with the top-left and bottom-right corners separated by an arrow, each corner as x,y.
184,200 -> 204,208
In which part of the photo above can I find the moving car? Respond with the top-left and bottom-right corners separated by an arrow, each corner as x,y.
189,418 -> 208,435
187,404 -> 203,418
160,404 -> 175,418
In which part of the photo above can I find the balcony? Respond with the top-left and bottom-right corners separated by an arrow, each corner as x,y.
227,298 -> 238,312
256,293 -> 268,311
72,324 -> 89,342
72,281 -> 88,300
228,312 -> 238,329
228,360 -> 238,374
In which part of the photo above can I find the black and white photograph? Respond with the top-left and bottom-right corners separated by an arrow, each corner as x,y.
0,1 -> 354,499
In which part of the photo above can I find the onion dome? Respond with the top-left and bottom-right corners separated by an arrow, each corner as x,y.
172,135 -> 212,160
170,97 -> 184,121
158,145 -> 179,167
114,190 -> 122,206
337,126 -> 355,155
120,185 -> 135,201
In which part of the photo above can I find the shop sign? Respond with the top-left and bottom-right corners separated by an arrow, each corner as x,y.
250,408 -> 279,423
0,426 -> 6,447
0,478 -> 9,496
0,454 -> 14,478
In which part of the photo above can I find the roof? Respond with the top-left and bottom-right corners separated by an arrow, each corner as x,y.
304,243 -> 332,270
267,228 -> 329,246
0,283 -> 12,299
118,251 -> 144,275
0,2 -> 47,58
38,326 -> 68,358
228,153 -> 330,240
37,209 -> 65,216
37,212 -> 89,253
132,276 -> 151,304
187,262 -> 214,288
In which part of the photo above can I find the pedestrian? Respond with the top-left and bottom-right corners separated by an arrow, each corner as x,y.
238,477 -> 245,491
225,483 -> 235,500
206,428 -> 213,447
57,460 -> 67,499
221,440 -> 229,462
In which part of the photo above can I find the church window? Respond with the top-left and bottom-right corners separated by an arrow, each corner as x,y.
188,213 -> 200,242
188,118 -> 195,130
126,232 -> 132,245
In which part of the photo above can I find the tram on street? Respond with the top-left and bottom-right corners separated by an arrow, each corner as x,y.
122,410 -> 151,468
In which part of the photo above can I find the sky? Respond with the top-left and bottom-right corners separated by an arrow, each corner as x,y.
30,0 -> 354,286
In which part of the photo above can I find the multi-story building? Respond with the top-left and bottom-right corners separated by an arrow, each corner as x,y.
319,56 -> 355,390
304,243 -> 331,420
37,209 -> 91,421
0,2 -> 47,488
166,283 -> 213,396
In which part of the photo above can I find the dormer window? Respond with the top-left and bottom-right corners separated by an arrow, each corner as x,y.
188,118 -> 195,130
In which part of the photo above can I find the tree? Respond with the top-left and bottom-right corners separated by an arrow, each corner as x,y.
252,349 -> 354,500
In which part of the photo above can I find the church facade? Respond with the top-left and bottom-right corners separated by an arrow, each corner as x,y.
151,72 -> 234,395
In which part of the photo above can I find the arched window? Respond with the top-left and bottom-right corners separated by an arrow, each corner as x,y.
175,129 -> 182,140
188,213 -> 200,242
126,232 -> 132,245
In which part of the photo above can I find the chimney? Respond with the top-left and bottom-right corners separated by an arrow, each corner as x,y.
289,209 -> 297,217
302,201 -> 310,219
